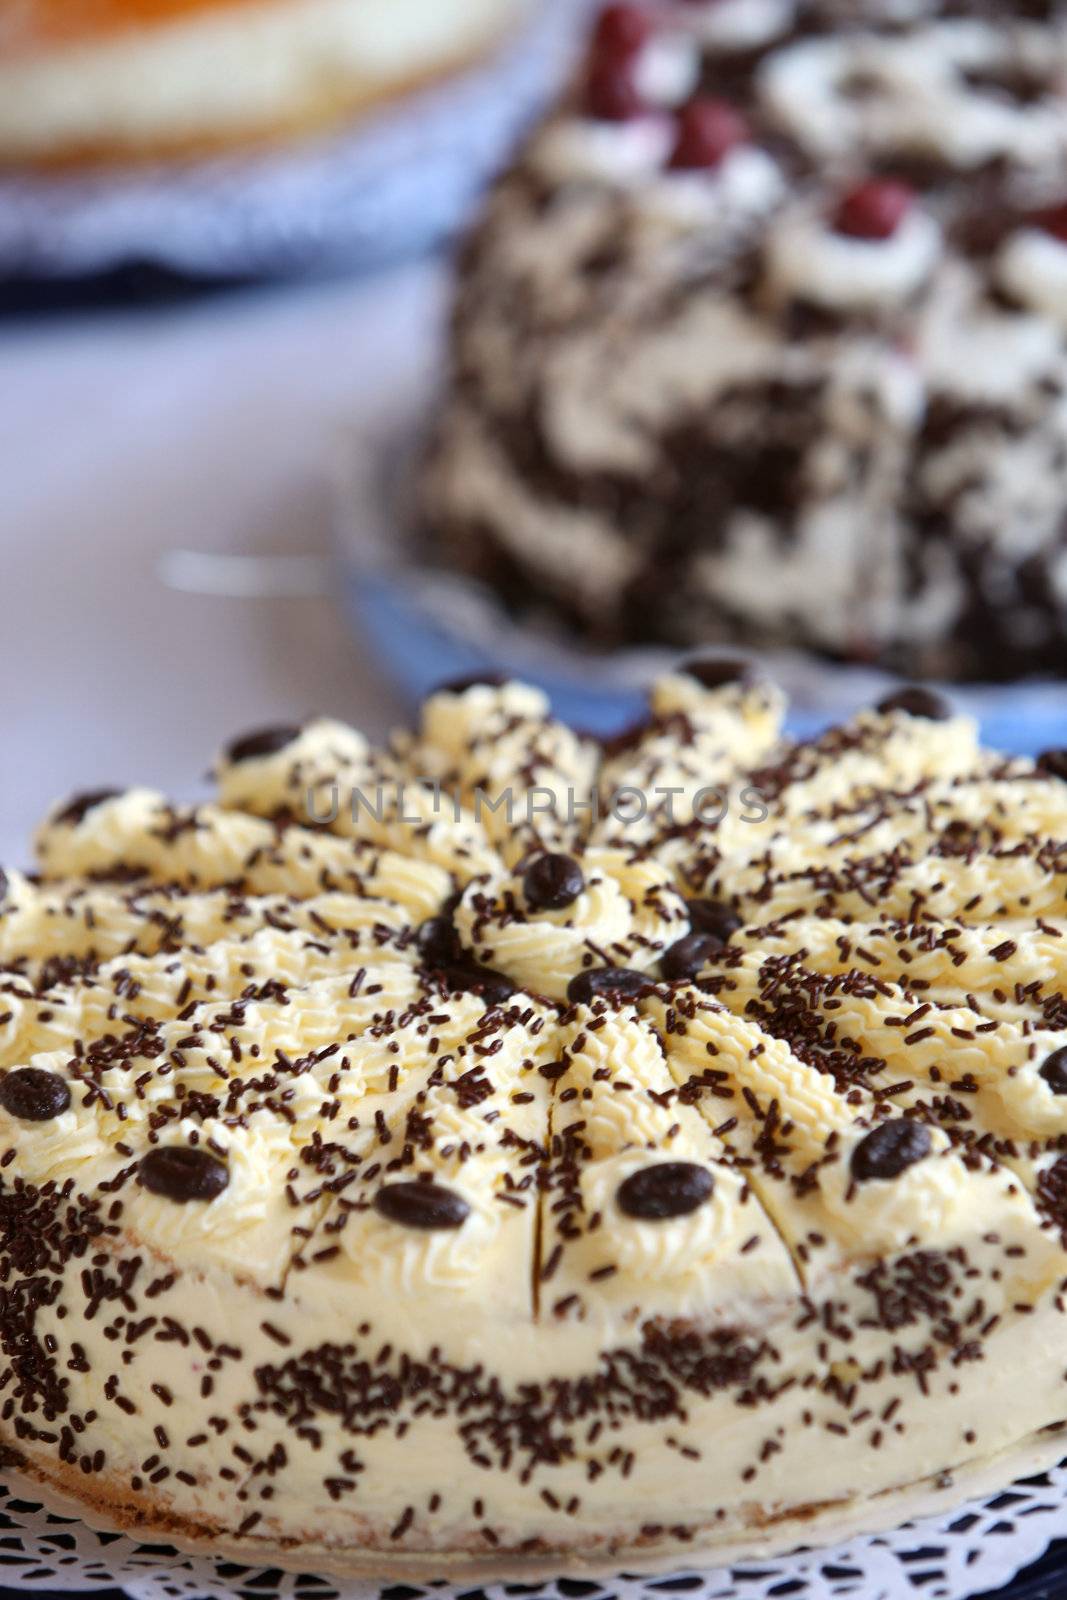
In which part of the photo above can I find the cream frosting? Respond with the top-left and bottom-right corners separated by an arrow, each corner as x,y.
760,21 -> 1067,171
532,115 -> 676,188
632,30 -> 701,109
685,0 -> 795,51
764,203 -> 942,312
999,227 -> 1067,330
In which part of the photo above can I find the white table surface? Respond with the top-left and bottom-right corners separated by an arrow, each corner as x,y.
0,261 -> 447,869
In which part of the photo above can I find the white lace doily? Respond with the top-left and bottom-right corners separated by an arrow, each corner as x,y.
2,1448 -> 1066,1600
0,1 -> 586,279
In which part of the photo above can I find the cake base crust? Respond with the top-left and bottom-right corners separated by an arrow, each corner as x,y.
6,1426 -> 1066,1583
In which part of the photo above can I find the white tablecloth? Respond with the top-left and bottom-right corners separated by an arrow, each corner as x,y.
0,262 -> 444,868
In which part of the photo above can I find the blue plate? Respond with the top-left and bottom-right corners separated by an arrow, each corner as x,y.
338,408 -> 1067,755
345,562 -> 1067,753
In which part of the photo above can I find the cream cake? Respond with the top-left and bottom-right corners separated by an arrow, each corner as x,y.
423,0 -> 1067,682
3,667 -> 1067,1574
0,0 -> 525,165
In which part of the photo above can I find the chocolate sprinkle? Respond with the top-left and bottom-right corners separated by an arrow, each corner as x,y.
374,1181 -> 471,1230
1036,1155 -> 1067,1243
851,1120 -> 932,1182
254,1319 -> 767,1483
523,853 -> 585,911
617,1163 -> 714,1220
0,1068 -> 71,1123
226,726 -> 303,765
875,688 -> 953,722
139,1146 -> 230,1204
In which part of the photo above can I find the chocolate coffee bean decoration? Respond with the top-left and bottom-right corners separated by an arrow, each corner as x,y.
436,673 -> 506,695
226,726 -> 302,764
681,656 -> 758,690
524,853 -> 585,911
617,1162 -> 714,1219
685,899 -> 742,944
1037,749 -> 1067,782
55,789 -> 122,827
139,1146 -> 230,1202
851,1120 -> 931,1182
1040,1048 -> 1067,1095
875,687 -> 952,722
0,1067 -> 71,1122
375,1181 -> 470,1230
567,968 -> 654,1005
661,933 -> 722,981
416,915 -> 461,965
443,963 -> 516,1006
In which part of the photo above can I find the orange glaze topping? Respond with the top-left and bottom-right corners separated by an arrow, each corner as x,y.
0,0 -> 267,59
